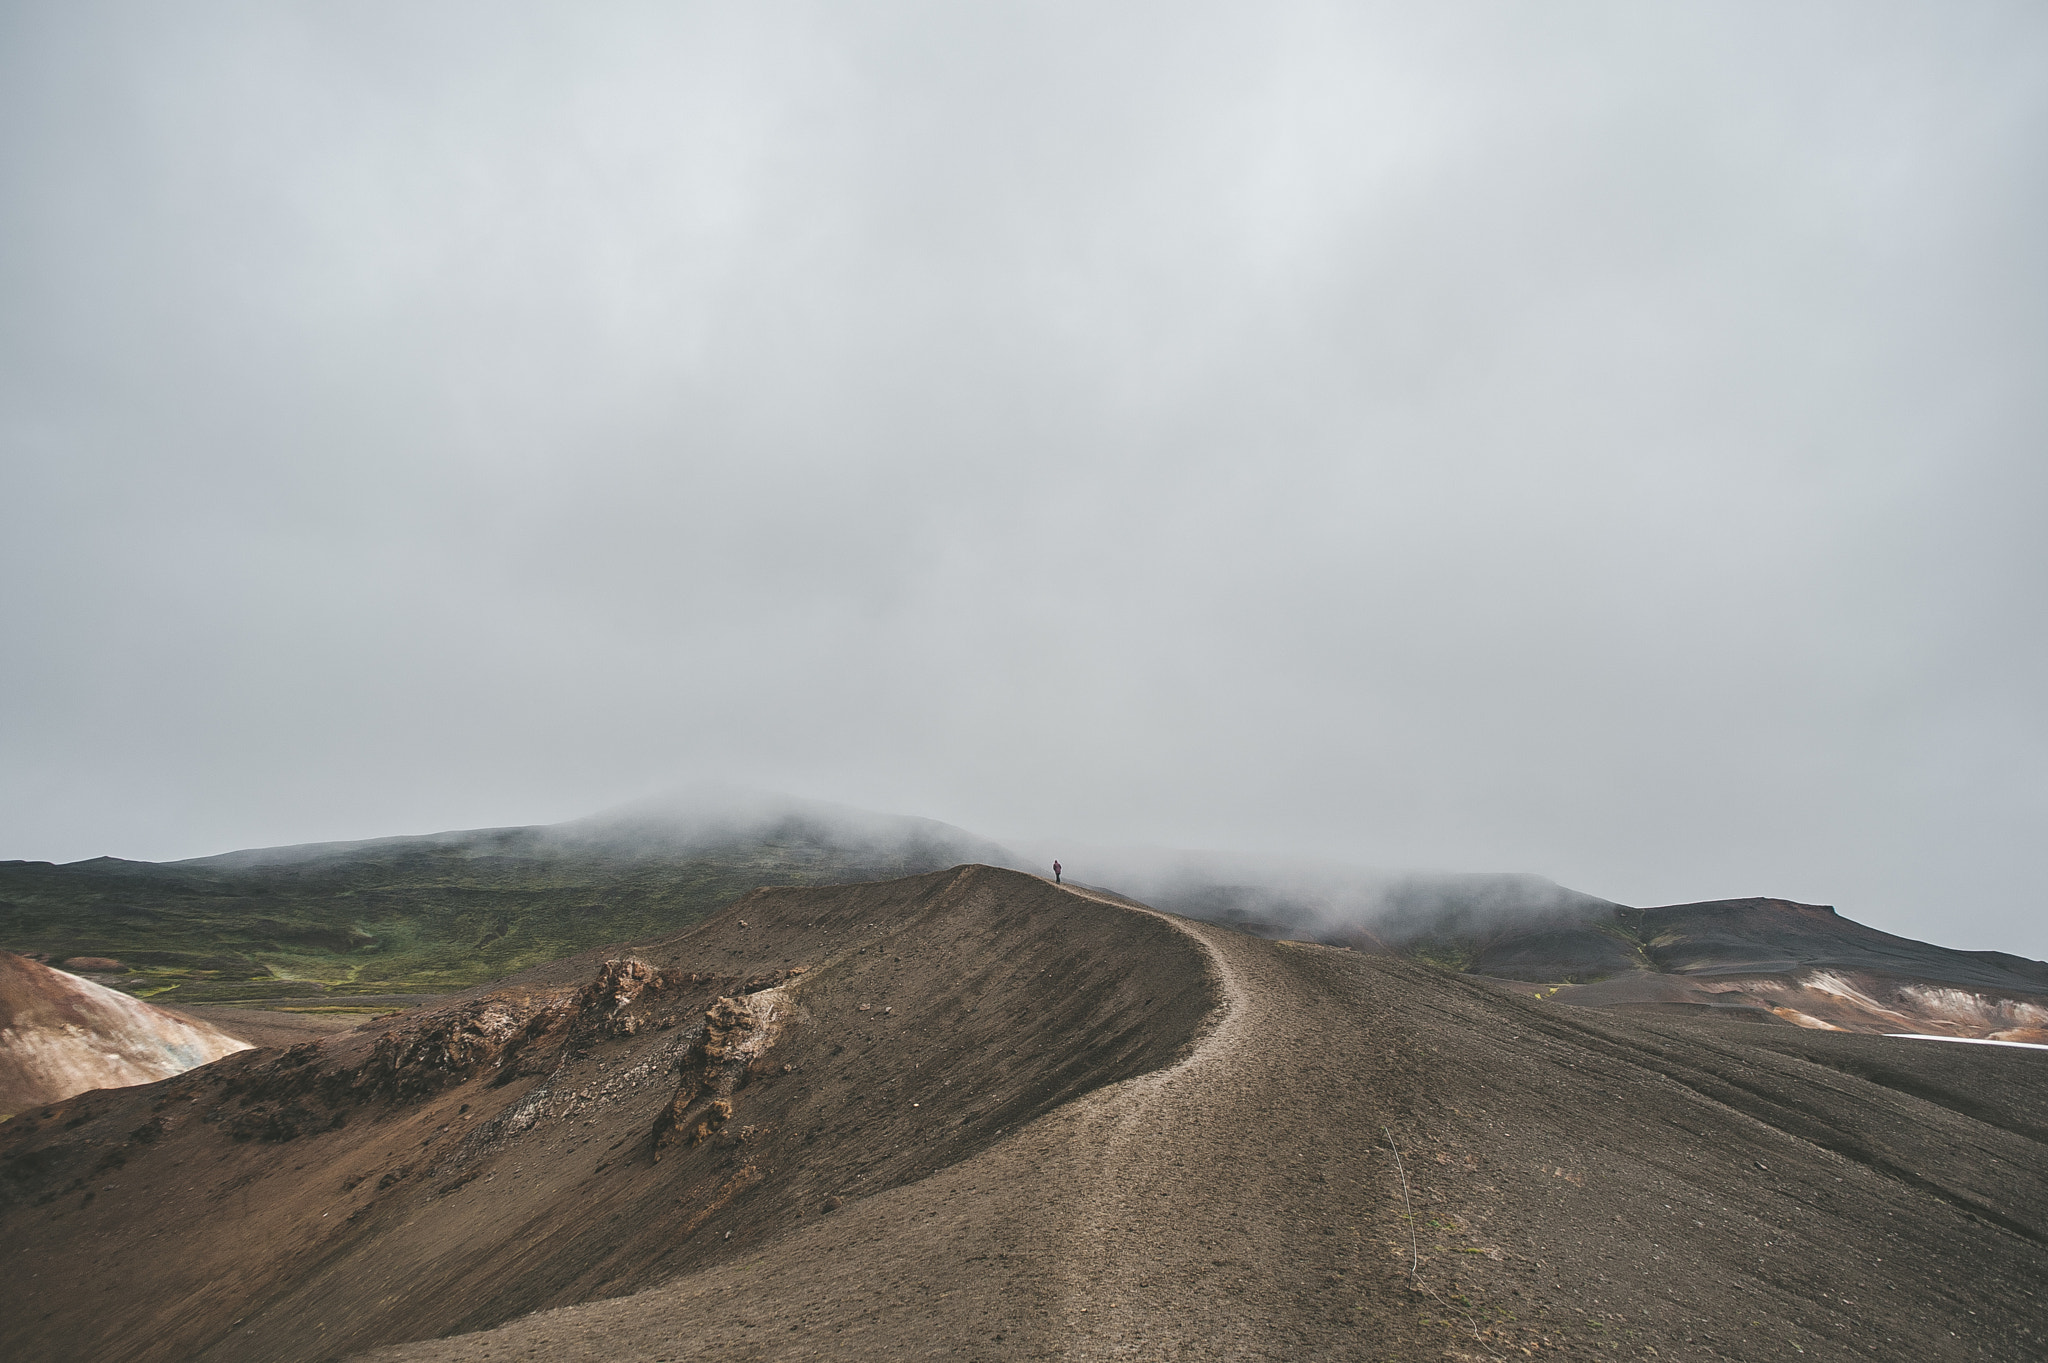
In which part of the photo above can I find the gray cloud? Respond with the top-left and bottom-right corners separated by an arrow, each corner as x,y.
4,2 -> 2045,955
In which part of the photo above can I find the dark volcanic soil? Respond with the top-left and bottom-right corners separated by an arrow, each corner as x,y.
3,867 -> 2043,1361
1,868 -> 1214,1361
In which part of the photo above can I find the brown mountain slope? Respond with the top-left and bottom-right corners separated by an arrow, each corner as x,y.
0,952 -> 250,1115
360,891 -> 2048,1363
3,868 -> 2045,1361
0,866 -> 1216,1362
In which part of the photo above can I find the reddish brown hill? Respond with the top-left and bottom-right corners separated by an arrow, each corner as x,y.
0,952 -> 250,1116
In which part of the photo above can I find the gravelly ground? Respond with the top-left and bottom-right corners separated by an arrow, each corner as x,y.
365,878 -> 2048,1363
5,866 -> 2043,1361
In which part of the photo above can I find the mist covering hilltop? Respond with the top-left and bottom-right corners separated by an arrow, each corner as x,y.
1051,844 -> 2048,1040
178,788 -> 1022,878
1054,845 -> 1618,951
3,787 -> 1642,1013
4,790 -> 2044,1043
0,791 -> 1024,1006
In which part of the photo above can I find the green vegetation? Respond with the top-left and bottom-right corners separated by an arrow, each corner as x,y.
1404,940 -> 1477,972
0,826 -> 970,1004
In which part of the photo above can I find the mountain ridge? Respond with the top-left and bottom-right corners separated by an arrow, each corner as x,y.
3,794 -> 2042,1044
4,865 -> 2042,1361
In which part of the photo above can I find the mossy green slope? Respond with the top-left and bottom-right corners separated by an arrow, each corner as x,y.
0,803 -> 1018,1005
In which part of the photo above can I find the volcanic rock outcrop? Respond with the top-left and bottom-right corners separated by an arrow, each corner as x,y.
650,985 -> 791,1159
0,951 -> 250,1116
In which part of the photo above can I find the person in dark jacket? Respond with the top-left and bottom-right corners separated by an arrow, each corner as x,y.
1053,860 -> 1062,885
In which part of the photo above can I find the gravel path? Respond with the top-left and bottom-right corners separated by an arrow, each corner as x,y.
364,875 -> 2048,1362
1044,889 -> 1420,1359
358,879 -> 1436,1362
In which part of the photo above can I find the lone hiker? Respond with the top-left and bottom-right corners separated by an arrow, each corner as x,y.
1053,860 -> 1062,885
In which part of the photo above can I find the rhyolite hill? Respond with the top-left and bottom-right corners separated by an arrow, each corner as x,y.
0,952 -> 249,1117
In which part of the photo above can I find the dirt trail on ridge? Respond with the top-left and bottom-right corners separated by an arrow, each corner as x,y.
5,867 -> 2042,1362
363,879 -> 1439,1362
371,875 -> 2048,1361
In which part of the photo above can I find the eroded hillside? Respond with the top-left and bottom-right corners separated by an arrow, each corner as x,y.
0,866 -> 1214,1362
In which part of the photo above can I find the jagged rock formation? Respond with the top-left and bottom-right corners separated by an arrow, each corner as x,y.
0,952 -> 249,1116
650,986 -> 792,1159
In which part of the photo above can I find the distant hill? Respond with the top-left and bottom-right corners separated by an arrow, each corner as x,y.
1086,854 -> 1619,960
0,792 -> 1020,1006
1064,849 -> 2048,1041
1461,896 -> 2048,1041
5,796 -> 2042,1041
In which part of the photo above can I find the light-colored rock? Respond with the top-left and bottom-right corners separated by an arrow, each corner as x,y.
0,952 -> 250,1114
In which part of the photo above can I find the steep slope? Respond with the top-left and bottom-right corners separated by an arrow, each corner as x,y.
0,866 -> 1212,1362
0,952 -> 250,1116
373,888 -> 2048,1363
5,867 -> 2045,1361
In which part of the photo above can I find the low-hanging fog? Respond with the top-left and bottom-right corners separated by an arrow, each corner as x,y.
3,3 -> 2044,957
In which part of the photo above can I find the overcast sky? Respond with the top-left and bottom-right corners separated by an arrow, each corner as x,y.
3,2 -> 2044,955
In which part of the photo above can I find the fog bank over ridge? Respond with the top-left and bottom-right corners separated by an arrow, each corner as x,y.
1038,841 -> 1619,947
180,787 -> 1022,877
8,790 -> 2043,1045
178,787 -> 1647,956
168,787 -> 1611,950
3,3 -> 2044,958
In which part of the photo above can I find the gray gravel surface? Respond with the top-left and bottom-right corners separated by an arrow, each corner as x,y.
361,877 -> 2048,1361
